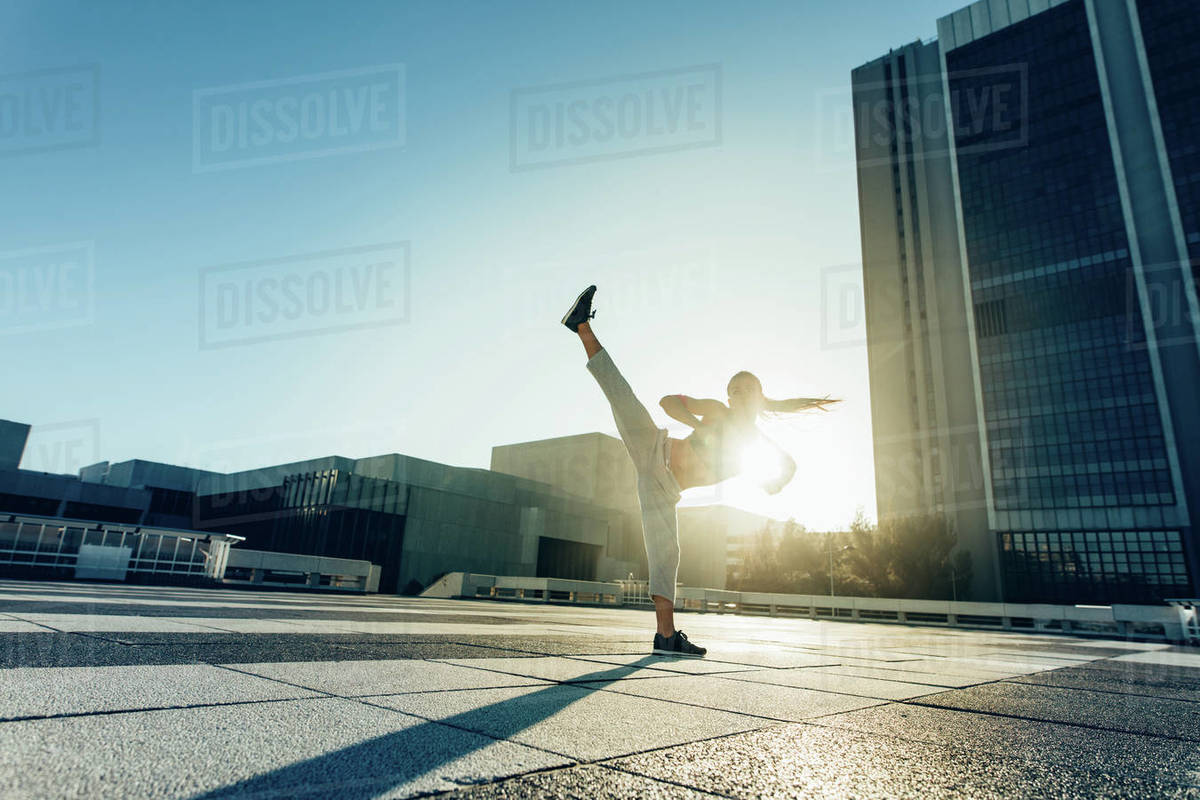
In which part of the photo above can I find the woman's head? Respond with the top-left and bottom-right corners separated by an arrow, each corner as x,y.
727,370 -> 766,419
728,371 -> 842,419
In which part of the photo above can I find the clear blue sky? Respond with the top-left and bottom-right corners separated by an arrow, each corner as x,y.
1,0 -> 965,529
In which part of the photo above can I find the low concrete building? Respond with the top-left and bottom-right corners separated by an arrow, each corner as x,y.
188,453 -> 643,595
492,433 -> 779,591
1,420 -> 760,596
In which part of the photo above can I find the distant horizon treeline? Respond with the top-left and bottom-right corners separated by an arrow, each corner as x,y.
728,511 -> 973,601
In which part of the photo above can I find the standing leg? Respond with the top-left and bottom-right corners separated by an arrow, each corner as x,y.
653,595 -> 676,638
641,477 -> 680,635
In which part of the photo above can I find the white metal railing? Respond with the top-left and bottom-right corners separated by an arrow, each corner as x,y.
617,579 -> 653,607
1165,599 -> 1199,646
421,572 -> 623,605
674,586 -> 1193,644
420,572 -> 1195,644
0,513 -> 242,580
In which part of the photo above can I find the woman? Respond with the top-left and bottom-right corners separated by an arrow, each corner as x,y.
562,285 -> 839,656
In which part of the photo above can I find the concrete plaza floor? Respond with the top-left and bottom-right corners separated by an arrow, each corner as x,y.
1,579 -> 1198,798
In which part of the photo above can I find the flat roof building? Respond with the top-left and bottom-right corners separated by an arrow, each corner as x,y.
5,419 -> 749,596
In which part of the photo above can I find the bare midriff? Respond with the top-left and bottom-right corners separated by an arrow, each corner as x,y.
668,437 -> 713,491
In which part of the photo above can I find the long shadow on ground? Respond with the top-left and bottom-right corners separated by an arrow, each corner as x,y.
190,656 -> 666,798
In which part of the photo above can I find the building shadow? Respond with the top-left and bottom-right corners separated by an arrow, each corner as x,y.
189,656 -> 665,799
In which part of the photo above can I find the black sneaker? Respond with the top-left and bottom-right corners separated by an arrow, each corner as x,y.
652,629 -> 707,657
561,285 -> 597,332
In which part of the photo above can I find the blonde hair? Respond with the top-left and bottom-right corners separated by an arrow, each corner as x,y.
728,370 -> 840,417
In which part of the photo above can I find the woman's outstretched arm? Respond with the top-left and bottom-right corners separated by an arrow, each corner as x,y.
659,394 -> 725,429
767,395 -> 842,413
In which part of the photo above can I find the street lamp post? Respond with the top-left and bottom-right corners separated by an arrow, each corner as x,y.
828,538 -> 835,597
828,540 -> 856,598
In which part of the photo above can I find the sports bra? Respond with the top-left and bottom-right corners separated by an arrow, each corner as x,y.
685,415 -> 744,483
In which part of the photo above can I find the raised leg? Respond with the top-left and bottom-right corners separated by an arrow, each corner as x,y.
577,320 -> 602,359
583,334 -> 659,470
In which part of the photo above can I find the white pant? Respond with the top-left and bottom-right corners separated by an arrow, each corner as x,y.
586,348 -> 683,604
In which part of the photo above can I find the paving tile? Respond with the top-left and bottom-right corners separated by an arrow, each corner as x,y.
431,656 -> 679,684
686,645 -> 843,670
564,652 -> 763,675
437,764 -> 722,799
0,697 -> 570,800
605,720 -> 1200,799
815,702 -> 1200,786
0,632 -> 197,669
791,647 -> 927,663
0,662 -> 318,720
1052,640 -> 1175,652
577,674 -> 884,722
989,641 -> 1152,657
1114,650 -> 1200,668
370,683 -> 774,762
936,654 -> 1090,672
5,613 -> 221,633
985,647 -> 1106,662
0,632 -> 532,669
429,636 -> 649,657
916,681 -> 1200,740
824,656 -> 1027,681
226,658 -> 553,696
1006,662 -> 1200,702
802,663 -> 996,688
160,617 -> 318,633
725,667 -> 952,700
875,647 -> 1089,672
324,621 -> 586,637
1052,657 -> 1200,687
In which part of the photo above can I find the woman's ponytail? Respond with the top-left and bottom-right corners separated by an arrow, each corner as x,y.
762,395 -> 841,416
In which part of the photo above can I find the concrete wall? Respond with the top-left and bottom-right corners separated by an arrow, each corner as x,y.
82,459 -> 222,493
0,421 -> 30,471
491,433 -> 639,511
0,468 -> 152,521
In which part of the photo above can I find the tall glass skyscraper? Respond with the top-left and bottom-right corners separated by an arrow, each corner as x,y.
853,0 -> 1198,604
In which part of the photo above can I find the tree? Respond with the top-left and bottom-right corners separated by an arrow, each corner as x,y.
731,524 -> 783,592
730,511 -> 972,601
848,511 -> 973,600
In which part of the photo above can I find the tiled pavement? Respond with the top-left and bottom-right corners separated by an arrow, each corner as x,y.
1,579 -> 1198,798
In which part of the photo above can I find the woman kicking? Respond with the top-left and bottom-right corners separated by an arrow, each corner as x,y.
562,285 -> 839,656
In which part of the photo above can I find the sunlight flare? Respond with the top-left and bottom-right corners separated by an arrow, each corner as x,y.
740,439 -> 784,486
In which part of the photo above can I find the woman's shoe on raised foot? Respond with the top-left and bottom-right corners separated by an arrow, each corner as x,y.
562,285 -> 597,332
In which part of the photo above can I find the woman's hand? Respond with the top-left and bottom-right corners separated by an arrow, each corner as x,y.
808,395 -> 842,412
761,447 -> 796,495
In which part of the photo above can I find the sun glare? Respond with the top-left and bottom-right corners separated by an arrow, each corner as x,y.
739,439 -> 783,486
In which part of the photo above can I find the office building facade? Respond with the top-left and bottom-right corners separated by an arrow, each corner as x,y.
854,0 -> 1199,603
